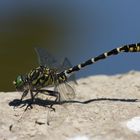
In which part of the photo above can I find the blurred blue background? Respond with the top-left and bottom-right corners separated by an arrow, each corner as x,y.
1,1 -> 140,91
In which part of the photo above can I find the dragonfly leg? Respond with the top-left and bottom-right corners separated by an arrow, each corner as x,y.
24,90 -> 34,111
20,90 -> 28,102
13,90 -> 28,109
34,89 -> 60,111
34,89 -> 59,100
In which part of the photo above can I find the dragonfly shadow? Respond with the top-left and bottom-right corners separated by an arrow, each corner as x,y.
64,98 -> 140,104
9,98 -> 58,109
9,97 -> 140,109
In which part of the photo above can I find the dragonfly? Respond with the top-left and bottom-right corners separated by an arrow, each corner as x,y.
13,43 -> 140,109
13,48 -> 77,110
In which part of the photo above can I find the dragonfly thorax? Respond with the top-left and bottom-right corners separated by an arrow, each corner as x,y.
27,66 -> 56,89
27,66 -> 68,89
13,66 -> 68,91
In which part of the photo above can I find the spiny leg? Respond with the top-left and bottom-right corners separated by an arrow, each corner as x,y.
34,89 -> 60,100
34,89 -> 60,111
20,90 -> 28,102
13,90 -> 28,109
24,90 -> 34,111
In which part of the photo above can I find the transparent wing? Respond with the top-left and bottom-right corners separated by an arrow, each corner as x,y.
55,82 -> 75,101
35,48 -> 59,68
60,57 -> 72,71
47,102 -> 70,126
56,57 -> 72,72
54,58 -> 76,101
35,48 -> 77,96
35,48 -> 77,83
35,48 -> 75,73
61,57 -> 77,84
55,57 -> 77,85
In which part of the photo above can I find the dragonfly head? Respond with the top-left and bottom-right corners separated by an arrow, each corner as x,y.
13,75 -> 27,91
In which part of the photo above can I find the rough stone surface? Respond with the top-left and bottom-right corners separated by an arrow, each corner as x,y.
1,71 -> 140,140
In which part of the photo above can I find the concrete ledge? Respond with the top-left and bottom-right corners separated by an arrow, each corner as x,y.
0,71 -> 140,140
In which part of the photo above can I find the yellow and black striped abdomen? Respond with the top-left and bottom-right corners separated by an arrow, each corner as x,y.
63,42 -> 140,77
122,43 -> 140,52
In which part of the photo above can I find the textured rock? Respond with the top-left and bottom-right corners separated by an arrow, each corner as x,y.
0,71 -> 140,140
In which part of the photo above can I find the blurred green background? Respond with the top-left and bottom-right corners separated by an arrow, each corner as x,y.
0,1 -> 81,91
1,1 -> 140,91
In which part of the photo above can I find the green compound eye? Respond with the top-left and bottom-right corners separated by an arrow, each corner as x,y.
13,75 -> 24,88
